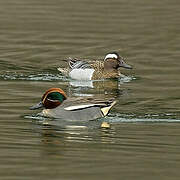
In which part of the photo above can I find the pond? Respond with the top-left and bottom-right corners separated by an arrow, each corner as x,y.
0,0 -> 180,179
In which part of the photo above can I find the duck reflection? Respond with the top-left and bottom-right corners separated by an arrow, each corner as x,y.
63,78 -> 125,99
39,119 -> 116,147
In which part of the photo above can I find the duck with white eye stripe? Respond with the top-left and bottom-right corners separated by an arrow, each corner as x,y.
57,52 -> 132,80
30,88 -> 116,121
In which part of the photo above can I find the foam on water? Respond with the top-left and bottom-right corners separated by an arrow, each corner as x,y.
118,75 -> 136,84
0,72 -> 68,81
0,72 -> 135,84
25,112 -> 180,125
105,113 -> 180,123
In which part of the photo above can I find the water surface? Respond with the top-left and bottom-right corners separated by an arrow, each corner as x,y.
0,0 -> 180,179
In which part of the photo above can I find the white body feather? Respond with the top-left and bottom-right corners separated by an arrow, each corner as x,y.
69,69 -> 95,80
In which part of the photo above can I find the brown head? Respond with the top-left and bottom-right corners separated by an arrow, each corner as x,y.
30,88 -> 67,110
104,52 -> 132,70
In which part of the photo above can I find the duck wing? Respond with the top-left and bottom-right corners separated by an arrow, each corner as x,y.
68,57 -> 92,69
57,58 -> 92,77
62,97 -> 116,116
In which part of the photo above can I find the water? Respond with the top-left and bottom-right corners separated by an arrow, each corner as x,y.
0,0 -> 180,179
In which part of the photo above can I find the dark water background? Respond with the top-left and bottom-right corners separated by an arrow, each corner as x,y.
0,0 -> 180,179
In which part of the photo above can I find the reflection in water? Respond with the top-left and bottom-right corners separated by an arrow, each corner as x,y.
69,80 -> 94,88
36,121 -> 117,164
40,119 -> 116,146
68,79 -> 121,97
66,78 -> 132,99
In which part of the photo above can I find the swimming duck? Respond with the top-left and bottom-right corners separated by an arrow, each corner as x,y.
30,88 -> 116,121
57,52 -> 132,80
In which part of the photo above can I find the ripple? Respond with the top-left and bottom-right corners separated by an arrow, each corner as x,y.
24,114 -> 49,121
118,75 -> 136,84
0,72 -> 68,81
25,111 -> 180,126
106,113 -> 180,123
0,71 -> 135,85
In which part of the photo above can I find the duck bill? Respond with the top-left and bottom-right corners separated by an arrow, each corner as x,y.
119,59 -> 132,69
30,101 -> 43,110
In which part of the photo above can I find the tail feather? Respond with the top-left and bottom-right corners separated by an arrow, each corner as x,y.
57,67 -> 69,76
100,100 -> 116,116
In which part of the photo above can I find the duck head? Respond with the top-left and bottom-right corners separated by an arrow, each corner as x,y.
104,52 -> 132,70
30,88 -> 67,110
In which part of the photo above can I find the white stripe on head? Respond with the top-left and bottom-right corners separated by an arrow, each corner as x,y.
104,53 -> 118,61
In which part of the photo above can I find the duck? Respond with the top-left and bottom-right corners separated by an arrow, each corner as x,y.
30,88 -> 116,121
57,52 -> 132,80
